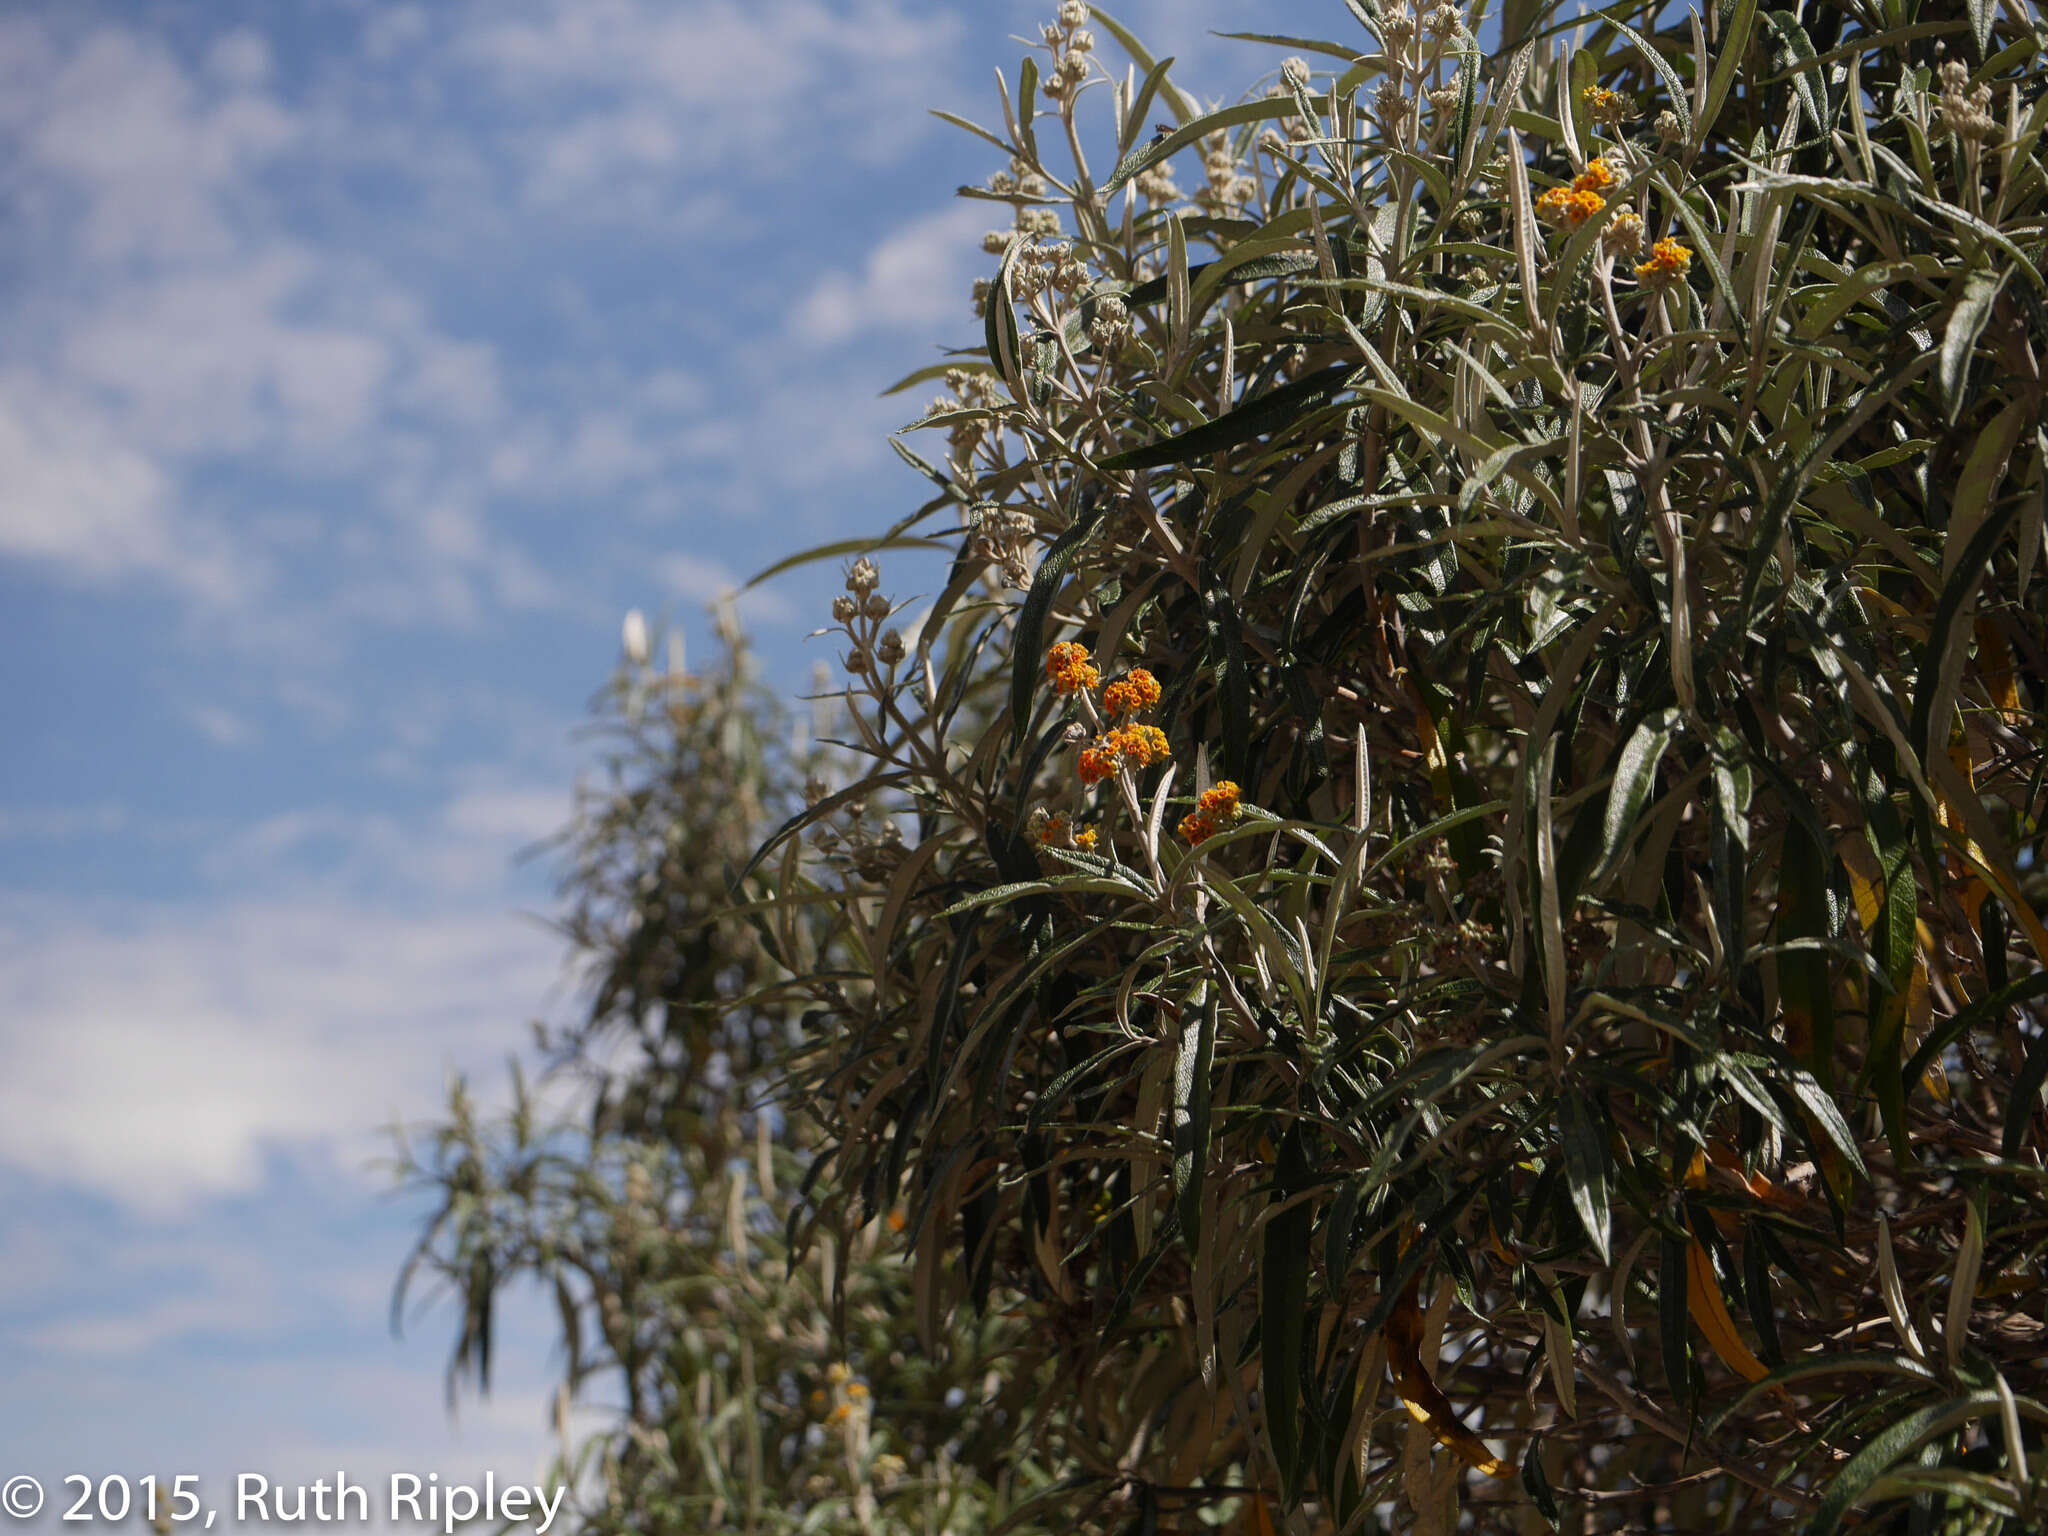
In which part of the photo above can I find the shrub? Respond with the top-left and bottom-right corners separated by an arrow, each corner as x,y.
741,1 -> 2048,1531
403,0 -> 2048,1531
394,624 -> 1023,1534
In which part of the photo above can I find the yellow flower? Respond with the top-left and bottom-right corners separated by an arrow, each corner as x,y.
1573,157 -> 1617,194
1198,781 -> 1242,817
1045,641 -> 1100,697
1102,667 -> 1162,718
1535,184 -> 1605,229
1179,811 -> 1217,845
1634,237 -> 1692,285
1078,745 -> 1116,786
1073,827 -> 1098,850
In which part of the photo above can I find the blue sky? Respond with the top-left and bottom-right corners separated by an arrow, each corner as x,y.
0,0 -> 1343,1521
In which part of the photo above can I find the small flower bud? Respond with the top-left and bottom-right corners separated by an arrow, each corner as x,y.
864,591 -> 891,620
832,595 -> 858,623
1281,56 -> 1311,89
621,609 -> 649,666
846,557 -> 880,594
876,629 -> 906,666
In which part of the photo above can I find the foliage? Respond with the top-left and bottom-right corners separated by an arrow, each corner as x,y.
393,625 -> 1025,1535
398,0 -> 2048,1530
734,0 -> 2048,1531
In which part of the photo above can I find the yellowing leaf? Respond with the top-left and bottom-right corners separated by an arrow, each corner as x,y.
1384,1280 -> 1510,1477
1685,1224 -> 1769,1384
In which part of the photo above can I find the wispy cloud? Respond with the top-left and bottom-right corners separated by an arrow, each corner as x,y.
0,892 -> 564,1212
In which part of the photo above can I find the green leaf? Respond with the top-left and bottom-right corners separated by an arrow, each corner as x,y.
1521,1435 -> 1561,1529
985,237 -> 1025,398
1009,491 -> 1109,750
1659,1232 -> 1692,1413
1939,266 -> 2007,421
1016,55 -> 1039,167
1449,35 -> 1483,173
1968,0 -> 1997,59
1906,967 -> 2048,1095
1777,817 -> 1838,1087
1120,54 -> 1178,156
1608,16 -> 1692,143
743,536 -> 952,590
1102,98 -> 1300,196
1599,712 -> 1677,881
1262,1128 -> 1313,1504
1559,1092 -> 1612,1264
1760,10 -> 1828,136
1807,1393 -> 2003,1536
1097,365 -> 1354,471
1171,988 -> 1217,1249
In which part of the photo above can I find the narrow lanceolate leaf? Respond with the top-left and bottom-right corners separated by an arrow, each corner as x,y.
1262,1129 -> 1313,1504
1097,365 -> 1354,470
1101,97 -> 1299,195
1659,1233 -> 1692,1412
1171,988 -> 1217,1248
1844,823 -> 1919,1168
1939,267 -> 2006,421
1776,818 -> 1836,1087
1607,17 -> 1692,143
1698,0 -> 1758,143
1385,1276 -> 1510,1477
1558,1093 -> 1611,1264
1008,491 -> 1107,749
1520,1436 -> 1560,1530
1684,1223 -> 1768,1383
1807,1395 -> 2005,1536
1598,712 -> 1676,881
1946,1199 -> 1984,1373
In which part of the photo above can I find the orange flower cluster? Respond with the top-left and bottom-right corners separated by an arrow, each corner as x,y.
1046,641 -> 1100,696
1048,644 -> 1172,790
1178,781 -> 1242,844
1575,157 -> 1617,192
1077,725 -> 1171,786
1106,723 -> 1170,766
1102,667 -> 1161,718
1535,159 -> 1616,230
1634,237 -> 1692,285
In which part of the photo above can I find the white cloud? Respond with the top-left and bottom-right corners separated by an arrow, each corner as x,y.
462,0 -> 959,205
792,201 -> 987,346
0,894 -> 565,1214
20,25 -> 298,266
658,552 -> 794,626
185,703 -> 259,748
